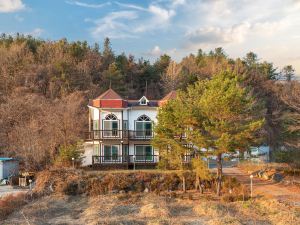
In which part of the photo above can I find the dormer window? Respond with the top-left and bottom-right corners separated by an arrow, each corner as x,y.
139,96 -> 149,105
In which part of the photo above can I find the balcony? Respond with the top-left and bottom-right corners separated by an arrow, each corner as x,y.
85,130 -> 154,141
92,154 -> 159,164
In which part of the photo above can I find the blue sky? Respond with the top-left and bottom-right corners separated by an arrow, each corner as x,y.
1,0 -> 300,75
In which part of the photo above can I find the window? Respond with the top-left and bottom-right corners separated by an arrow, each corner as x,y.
93,144 -> 100,155
123,145 -> 129,162
139,96 -> 148,105
136,115 -> 152,137
103,114 -> 118,137
103,145 -> 119,161
135,145 -> 153,161
137,115 -> 151,121
105,114 -> 117,120
123,120 -> 128,130
93,120 -> 100,138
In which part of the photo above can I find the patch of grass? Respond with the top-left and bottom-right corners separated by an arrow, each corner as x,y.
0,193 -> 28,219
238,161 -> 290,174
2,193 -> 300,225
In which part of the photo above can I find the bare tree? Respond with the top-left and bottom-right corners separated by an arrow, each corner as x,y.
161,61 -> 182,93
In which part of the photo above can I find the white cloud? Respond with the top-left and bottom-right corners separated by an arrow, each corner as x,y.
185,22 -> 251,47
171,0 -> 185,7
148,5 -> 175,21
184,19 -> 288,50
146,45 -> 177,57
115,2 -> 175,21
89,11 -> 139,39
115,2 -> 147,11
89,2 -> 176,39
0,0 -> 25,13
26,28 -> 44,37
66,1 -> 110,9
150,45 -> 162,56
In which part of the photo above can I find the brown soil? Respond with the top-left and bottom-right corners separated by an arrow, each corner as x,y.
223,167 -> 300,206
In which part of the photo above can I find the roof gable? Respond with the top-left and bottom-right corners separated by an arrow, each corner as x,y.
139,96 -> 149,105
96,88 -> 123,100
161,91 -> 177,101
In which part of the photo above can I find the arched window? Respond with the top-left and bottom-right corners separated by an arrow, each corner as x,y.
103,114 -> 118,137
136,115 -> 152,137
137,115 -> 151,121
105,114 -> 117,120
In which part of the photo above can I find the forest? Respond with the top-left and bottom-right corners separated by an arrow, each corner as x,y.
0,34 -> 299,170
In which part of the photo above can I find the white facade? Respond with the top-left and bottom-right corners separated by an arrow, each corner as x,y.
83,96 -> 160,166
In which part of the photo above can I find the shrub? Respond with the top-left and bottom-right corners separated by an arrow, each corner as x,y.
34,168 -> 86,195
0,193 -> 27,219
54,142 -> 84,167
274,149 -> 300,168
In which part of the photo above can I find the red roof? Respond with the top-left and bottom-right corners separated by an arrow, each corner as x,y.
90,89 -> 176,108
96,88 -> 123,100
161,91 -> 177,101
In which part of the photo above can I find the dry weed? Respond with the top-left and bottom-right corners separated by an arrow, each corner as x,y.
0,193 -> 27,220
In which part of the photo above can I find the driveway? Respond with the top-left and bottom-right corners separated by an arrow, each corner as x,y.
223,167 -> 300,207
0,185 -> 28,198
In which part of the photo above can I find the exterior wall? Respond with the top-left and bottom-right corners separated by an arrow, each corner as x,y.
0,160 -> 19,180
82,142 -> 94,166
90,107 -> 99,120
128,108 -> 158,130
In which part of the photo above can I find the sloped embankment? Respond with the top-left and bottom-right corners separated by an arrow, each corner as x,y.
33,168 -> 201,196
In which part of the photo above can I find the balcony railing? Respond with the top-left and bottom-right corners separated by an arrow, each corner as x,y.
92,154 -> 159,164
85,130 -> 154,140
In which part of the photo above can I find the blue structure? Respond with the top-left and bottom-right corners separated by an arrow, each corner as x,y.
0,158 -> 19,180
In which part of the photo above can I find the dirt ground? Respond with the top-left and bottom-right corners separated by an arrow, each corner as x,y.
2,167 -> 300,224
0,186 -> 28,198
2,192 -> 300,225
223,167 -> 300,207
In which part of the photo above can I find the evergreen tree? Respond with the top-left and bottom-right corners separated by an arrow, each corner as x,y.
101,63 -> 126,95
102,37 -> 114,70
186,71 -> 265,195
154,71 -> 265,196
282,65 -> 295,81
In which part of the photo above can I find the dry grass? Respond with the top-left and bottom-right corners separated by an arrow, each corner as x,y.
34,168 -> 203,196
238,161 -> 290,174
3,192 -> 300,225
194,198 -> 300,225
0,193 -> 27,220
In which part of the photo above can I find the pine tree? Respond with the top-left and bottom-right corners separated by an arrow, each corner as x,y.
282,65 -> 295,81
187,71 -> 265,195
153,71 -> 265,196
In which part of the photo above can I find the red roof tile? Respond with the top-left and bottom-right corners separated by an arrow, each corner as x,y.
96,88 -> 123,100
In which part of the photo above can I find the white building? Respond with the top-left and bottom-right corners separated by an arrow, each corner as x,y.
83,88 -> 176,169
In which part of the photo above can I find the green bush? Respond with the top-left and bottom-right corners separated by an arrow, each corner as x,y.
55,142 -> 84,167
273,149 -> 300,168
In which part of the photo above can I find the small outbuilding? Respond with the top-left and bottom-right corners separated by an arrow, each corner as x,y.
0,158 -> 19,180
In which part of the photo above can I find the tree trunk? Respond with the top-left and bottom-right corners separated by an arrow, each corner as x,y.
182,176 -> 186,192
216,153 -> 222,196
200,182 -> 204,194
195,175 -> 200,191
